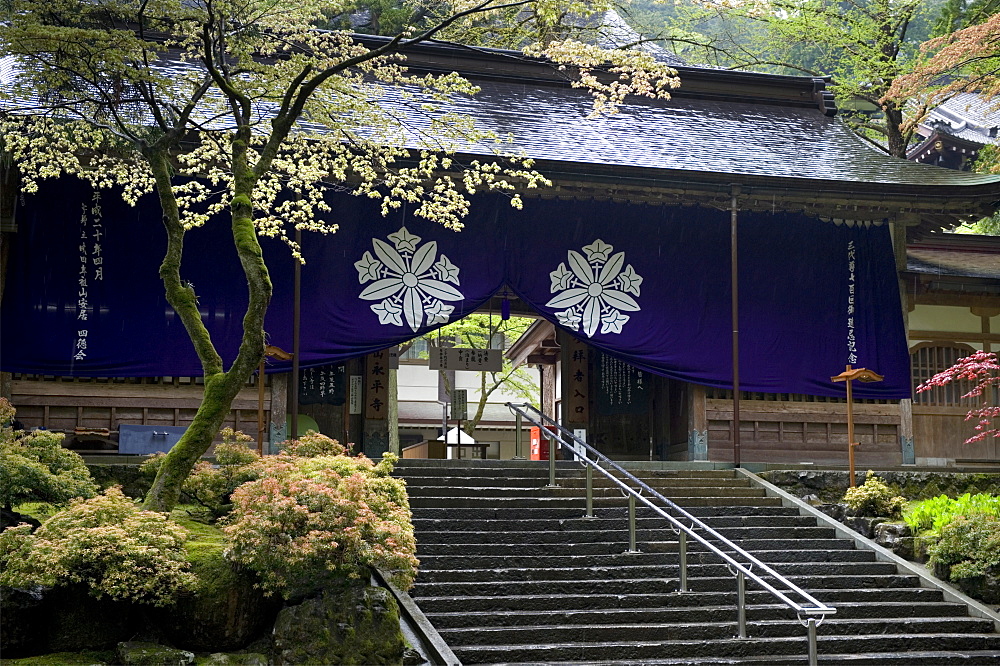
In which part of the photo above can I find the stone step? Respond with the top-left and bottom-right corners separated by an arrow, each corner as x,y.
439,616 -> 995,647
405,484 -> 768,497
415,538 -> 858,556
450,633 -> 1000,664
413,526 -> 837,543
408,506 -> 802,520
414,561 -> 899,583
411,573 -> 919,598
413,515 -> 818,531
412,548 -> 875,570
394,463 -> 736,478
409,496 -> 784,509
411,587 -> 947,613
400,475 -> 754,489
426,601 -> 973,629
514,651 -> 1000,665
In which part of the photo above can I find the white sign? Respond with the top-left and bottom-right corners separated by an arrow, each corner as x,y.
429,347 -> 503,371
572,428 -> 588,460
386,345 -> 400,370
349,375 -> 363,415
452,389 -> 468,420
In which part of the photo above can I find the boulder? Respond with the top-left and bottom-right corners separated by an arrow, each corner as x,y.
0,585 -> 47,656
874,522 -> 914,559
272,584 -> 404,665
198,653 -> 269,666
116,641 -> 195,666
155,565 -> 279,653
842,516 -> 885,539
42,585 -> 138,653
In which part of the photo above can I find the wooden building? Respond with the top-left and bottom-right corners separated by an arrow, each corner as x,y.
3,38 -> 1000,465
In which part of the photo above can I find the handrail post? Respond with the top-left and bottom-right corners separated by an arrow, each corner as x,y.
736,571 -> 747,638
625,494 -> 640,553
679,532 -> 688,592
807,618 -> 818,666
545,432 -> 558,488
514,411 -> 524,459
584,463 -> 596,519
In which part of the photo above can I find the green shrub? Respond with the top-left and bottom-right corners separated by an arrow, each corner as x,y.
0,487 -> 197,605
0,398 -> 98,511
904,493 -> 1000,534
928,514 -> 1000,580
183,429 -> 264,519
282,430 -> 349,458
223,451 -> 417,599
141,428 -> 263,520
842,470 -> 907,518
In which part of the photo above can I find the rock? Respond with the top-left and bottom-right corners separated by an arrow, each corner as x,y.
815,503 -> 847,522
199,653 -> 269,666
955,574 -> 1000,606
272,584 -> 404,665
155,564 -> 279,653
42,585 -> 139,652
874,522 -> 914,559
116,641 -> 195,666
843,516 -> 886,539
402,647 -> 425,665
800,494 -> 821,505
0,585 -> 47,657
1,507 -> 41,531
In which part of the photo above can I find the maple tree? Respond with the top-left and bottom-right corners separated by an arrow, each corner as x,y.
0,0 -> 678,512
917,350 -> 1000,444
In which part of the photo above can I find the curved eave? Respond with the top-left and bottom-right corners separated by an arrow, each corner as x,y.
465,154 -> 1000,222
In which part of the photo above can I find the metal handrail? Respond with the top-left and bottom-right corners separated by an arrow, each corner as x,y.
507,402 -> 835,664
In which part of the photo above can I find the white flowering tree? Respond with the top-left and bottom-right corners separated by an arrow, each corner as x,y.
0,0 -> 678,511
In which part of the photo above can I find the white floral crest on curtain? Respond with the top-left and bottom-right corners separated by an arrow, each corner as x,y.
355,227 -> 463,332
546,239 -> 642,337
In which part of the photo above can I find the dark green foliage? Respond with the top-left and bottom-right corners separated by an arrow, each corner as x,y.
929,514 -> 1000,580
0,399 -> 98,512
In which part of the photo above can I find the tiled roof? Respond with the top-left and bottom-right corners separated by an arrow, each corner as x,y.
922,92 -> 1000,146
440,78 -> 1000,187
907,235 -> 1000,280
3,45 -> 1000,192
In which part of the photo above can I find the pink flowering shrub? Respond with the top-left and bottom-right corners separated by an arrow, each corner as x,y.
917,351 -> 1000,443
0,487 -> 196,606
223,451 -> 416,599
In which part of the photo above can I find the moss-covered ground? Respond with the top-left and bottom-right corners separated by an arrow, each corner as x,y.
0,651 -> 115,665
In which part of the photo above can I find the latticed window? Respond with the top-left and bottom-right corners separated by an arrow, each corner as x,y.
911,343 -> 978,407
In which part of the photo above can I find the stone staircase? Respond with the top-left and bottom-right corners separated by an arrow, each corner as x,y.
395,459 -> 1000,665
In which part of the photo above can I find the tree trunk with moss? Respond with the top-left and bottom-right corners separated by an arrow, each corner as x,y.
142,140 -> 272,513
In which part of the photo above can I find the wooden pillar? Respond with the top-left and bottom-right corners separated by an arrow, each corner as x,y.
559,330 -> 589,436
687,383 -> 708,461
892,217 -> 915,463
363,351 -> 390,458
541,364 -> 557,419
388,367 -> 400,455
268,372 -> 288,453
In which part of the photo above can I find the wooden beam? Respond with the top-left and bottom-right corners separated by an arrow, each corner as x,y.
909,330 -> 1000,343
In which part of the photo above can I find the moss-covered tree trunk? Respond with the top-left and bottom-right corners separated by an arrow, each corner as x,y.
142,138 -> 272,512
